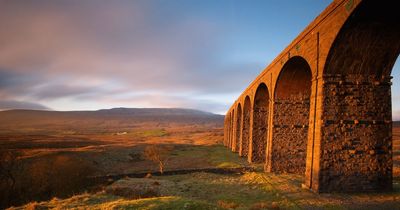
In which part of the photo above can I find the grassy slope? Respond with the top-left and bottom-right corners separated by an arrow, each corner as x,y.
3,113 -> 400,209
9,144 -> 400,210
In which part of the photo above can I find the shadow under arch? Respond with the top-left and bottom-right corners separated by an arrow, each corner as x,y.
315,0 -> 400,192
269,56 -> 312,174
250,83 -> 270,163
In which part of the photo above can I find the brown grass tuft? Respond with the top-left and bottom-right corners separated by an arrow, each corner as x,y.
250,201 -> 280,210
217,200 -> 239,209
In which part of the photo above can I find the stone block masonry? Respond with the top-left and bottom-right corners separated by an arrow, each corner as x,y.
223,0 -> 400,193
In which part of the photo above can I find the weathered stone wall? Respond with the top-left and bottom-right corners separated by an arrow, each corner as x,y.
235,108 -> 242,152
270,95 -> 310,174
231,113 -> 235,149
252,106 -> 268,163
228,114 -> 232,149
319,74 -> 392,192
224,117 -> 228,146
241,106 -> 251,157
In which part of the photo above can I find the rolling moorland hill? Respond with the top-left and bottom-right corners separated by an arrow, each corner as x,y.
0,108 -> 223,128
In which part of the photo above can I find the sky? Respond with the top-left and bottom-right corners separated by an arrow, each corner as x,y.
0,0 -> 399,116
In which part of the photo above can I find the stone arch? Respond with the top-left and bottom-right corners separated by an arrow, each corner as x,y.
270,56 -> 312,174
240,96 -> 251,157
235,103 -> 242,152
317,0 -> 400,192
250,83 -> 270,163
323,1 -> 400,78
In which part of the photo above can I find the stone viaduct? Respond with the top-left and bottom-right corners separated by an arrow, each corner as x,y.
223,0 -> 400,193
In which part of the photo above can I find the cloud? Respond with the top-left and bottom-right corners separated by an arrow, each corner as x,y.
0,100 -> 50,111
0,0 -> 269,113
0,1 -> 253,112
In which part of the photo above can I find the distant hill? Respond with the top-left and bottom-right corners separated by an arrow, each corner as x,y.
0,108 -> 224,129
96,108 -> 216,116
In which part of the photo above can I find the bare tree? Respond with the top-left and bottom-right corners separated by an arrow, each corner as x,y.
143,145 -> 171,174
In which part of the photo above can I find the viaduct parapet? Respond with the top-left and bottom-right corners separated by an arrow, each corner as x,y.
224,0 -> 400,192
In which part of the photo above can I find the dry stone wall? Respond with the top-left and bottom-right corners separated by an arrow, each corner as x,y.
235,110 -> 242,152
319,74 -> 392,192
271,95 -> 310,174
252,107 -> 268,163
241,108 -> 251,157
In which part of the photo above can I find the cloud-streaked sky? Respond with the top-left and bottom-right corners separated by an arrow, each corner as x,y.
0,0 -> 399,116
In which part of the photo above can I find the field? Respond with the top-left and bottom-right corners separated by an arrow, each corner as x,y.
1,109 -> 399,209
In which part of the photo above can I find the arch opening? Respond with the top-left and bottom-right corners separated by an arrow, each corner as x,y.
271,56 -> 312,174
235,104 -> 242,152
318,0 -> 400,192
250,83 -> 270,163
241,96 -> 251,157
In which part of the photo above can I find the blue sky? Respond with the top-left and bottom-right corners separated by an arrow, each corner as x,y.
0,0 -> 399,117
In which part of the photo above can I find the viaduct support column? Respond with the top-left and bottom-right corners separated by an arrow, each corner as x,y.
306,74 -> 392,192
304,75 -> 323,191
265,99 -> 274,172
238,108 -> 245,156
228,114 -> 232,149
224,117 -> 228,146
232,109 -> 238,152
247,106 -> 255,163
228,113 -> 233,149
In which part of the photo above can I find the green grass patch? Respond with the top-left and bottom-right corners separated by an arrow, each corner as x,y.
171,144 -> 248,168
130,129 -> 168,138
15,194 -> 219,210
206,145 -> 248,168
156,172 -> 294,209
111,196 -> 220,210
